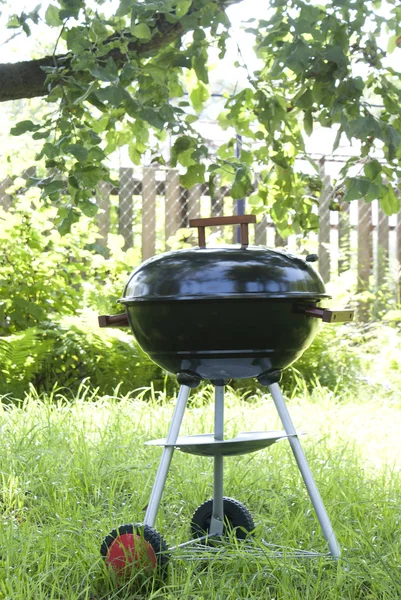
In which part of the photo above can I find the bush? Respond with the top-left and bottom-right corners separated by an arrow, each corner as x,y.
0,311 -> 175,400
0,195 -> 139,334
281,321 -> 364,392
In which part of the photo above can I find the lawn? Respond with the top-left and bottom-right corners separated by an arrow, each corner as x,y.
1,383 -> 401,599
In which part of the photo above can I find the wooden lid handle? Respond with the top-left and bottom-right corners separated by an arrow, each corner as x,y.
189,215 -> 257,248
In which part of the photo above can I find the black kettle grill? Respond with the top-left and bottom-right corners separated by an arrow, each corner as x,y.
99,215 -> 353,576
100,215 -> 352,385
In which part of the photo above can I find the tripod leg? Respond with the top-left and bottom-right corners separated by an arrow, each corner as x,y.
210,384 -> 225,536
269,382 -> 341,558
144,385 -> 191,528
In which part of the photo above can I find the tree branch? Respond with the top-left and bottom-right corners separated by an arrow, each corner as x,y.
0,0 -> 242,103
0,21 -> 184,103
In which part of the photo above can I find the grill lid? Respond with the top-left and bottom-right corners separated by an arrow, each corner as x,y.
121,245 -> 328,303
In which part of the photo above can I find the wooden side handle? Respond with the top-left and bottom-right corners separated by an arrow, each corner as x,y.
98,313 -> 129,328
304,307 -> 354,323
189,215 -> 257,248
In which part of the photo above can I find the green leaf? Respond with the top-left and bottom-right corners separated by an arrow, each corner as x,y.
66,28 -> 91,53
379,185 -> 399,216
95,86 -> 126,107
295,89 -> 313,110
66,144 -> 88,163
176,0 -> 192,17
190,81 -> 210,113
140,108 -> 165,130
10,120 -> 39,136
90,20 -> 109,42
231,167 -> 252,199
73,166 -> 104,187
6,15 -> 20,29
128,143 -> 141,165
78,198 -> 98,217
68,175 -> 80,189
89,59 -> 119,83
193,54 -> 209,84
45,4 -> 63,26
364,159 -> 381,181
131,23 -> 152,40
58,209 -> 81,235
304,110 -> 313,136
324,45 -> 348,69
171,135 -> 193,165
286,40 -> 311,74
343,177 -> 373,202
42,180 -> 65,195
116,0 -> 132,16
59,0 -> 83,18
73,82 -> 98,105
180,164 -> 206,188
332,127 -> 343,153
384,126 -> 400,162
347,116 -> 382,141
41,142 -> 60,159
387,34 -> 400,54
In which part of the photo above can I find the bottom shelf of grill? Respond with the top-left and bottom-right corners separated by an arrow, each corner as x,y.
145,431 -> 295,457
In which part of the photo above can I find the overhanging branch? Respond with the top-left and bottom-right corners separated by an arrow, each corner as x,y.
0,0 -> 242,103
0,21 -> 184,103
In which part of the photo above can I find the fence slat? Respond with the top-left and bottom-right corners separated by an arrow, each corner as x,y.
357,199 -> 372,319
187,184 -> 201,221
338,202 -> 350,274
142,167 -> 157,260
318,160 -> 331,283
186,184 -> 201,245
165,169 -> 183,247
397,209 -> 401,300
211,187 -> 224,217
0,176 -> 13,211
377,204 -> 389,286
119,168 -> 135,250
274,227 -> 286,248
96,181 -> 113,249
255,214 -> 267,246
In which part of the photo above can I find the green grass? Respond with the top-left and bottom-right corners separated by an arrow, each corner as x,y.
1,383 -> 401,599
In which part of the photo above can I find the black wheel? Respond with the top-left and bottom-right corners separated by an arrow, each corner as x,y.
190,497 -> 255,540
100,523 -> 169,577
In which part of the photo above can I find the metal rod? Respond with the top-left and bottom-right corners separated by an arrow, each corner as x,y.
235,133 -> 245,244
210,385 -> 225,536
268,382 -> 341,559
144,385 -> 191,527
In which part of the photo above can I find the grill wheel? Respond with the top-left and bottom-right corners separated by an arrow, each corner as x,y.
100,523 -> 169,577
190,497 -> 255,540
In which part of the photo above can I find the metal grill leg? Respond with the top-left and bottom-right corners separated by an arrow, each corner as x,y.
269,382 -> 341,558
144,385 -> 191,527
210,385 -> 225,536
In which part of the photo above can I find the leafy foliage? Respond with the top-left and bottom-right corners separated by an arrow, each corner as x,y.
1,314 -> 173,398
4,0 -> 401,234
0,196 -> 138,334
0,195 -> 174,398
0,328 -> 53,399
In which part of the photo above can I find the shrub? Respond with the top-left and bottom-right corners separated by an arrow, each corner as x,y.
0,195 -> 139,334
0,328 -> 54,399
281,321 -> 364,392
0,311 -> 175,400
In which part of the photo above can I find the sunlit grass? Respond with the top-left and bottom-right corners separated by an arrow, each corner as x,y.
1,383 -> 401,599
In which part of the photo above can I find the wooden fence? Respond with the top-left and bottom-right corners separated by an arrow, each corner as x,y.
1,165 -> 401,309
